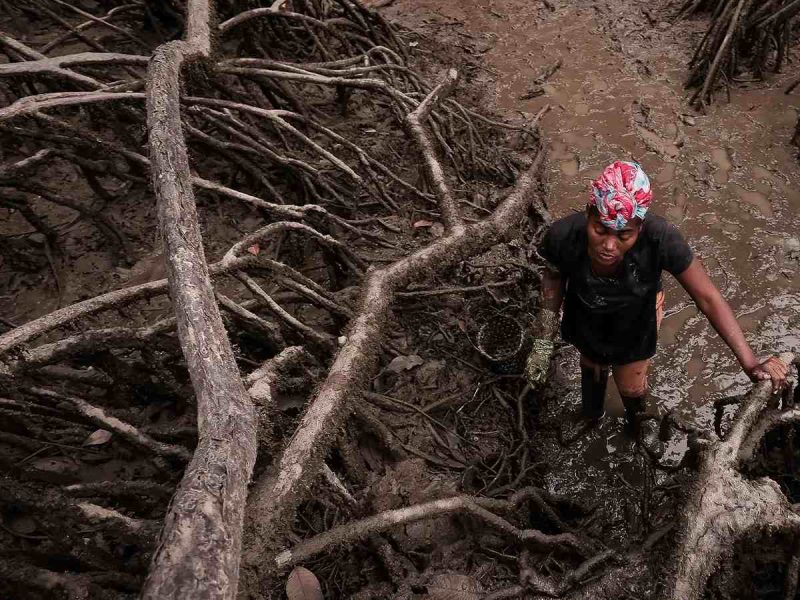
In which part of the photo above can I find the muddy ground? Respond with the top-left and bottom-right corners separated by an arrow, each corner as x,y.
1,0 -> 799,598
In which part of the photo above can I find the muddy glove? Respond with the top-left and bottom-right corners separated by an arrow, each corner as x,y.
525,338 -> 554,387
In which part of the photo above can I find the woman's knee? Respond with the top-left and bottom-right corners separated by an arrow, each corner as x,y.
613,361 -> 650,397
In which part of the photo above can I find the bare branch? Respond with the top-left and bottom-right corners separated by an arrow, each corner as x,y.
140,1 -> 257,598
241,147 -> 546,576
0,253 -> 258,358
48,0 -> 151,51
237,272 -> 336,352
405,68 -> 462,232
0,90 -> 145,122
246,346 -> 309,404
217,293 -> 284,347
28,387 -> 192,461
274,493 -> 591,569
76,502 -> 159,540
0,51 -> 147,88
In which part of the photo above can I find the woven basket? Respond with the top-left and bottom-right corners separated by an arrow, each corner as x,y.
476,315 -> 530,374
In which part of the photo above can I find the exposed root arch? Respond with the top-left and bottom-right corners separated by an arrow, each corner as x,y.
665,353 -> 800,600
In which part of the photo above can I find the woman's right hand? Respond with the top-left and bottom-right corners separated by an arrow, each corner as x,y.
746,355 -> 789,392
524,338 -> 554,387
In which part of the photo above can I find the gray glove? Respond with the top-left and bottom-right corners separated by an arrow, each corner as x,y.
524,338 -> 554,387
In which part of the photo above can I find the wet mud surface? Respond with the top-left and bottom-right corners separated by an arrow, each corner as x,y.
377,0 -> 800,529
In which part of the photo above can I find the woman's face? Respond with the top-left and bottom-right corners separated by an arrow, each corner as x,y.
586,210 -> 640,268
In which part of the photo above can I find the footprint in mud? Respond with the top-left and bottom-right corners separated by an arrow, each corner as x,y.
737,305 -> 772,332
541,83 -> 568,107
635,126 -> 680,161
655,162 -> 676,185
574,103 -> 590,116
659,305 -> 698,346
751,165 -> 776,195
559,156 -> 580,176
549,139 -> 574,160
711,147 -> 732,184
728,182 -> 773,218
700,212 -> 719,225
561,131 -> 594,152
751,167 -> 800,205
665,190 -> 687,221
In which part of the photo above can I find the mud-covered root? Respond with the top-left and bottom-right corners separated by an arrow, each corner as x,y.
274,489 -> 597,570
240,146 -> 548,592
680,0 -> 799,109
665,352 -> 800,600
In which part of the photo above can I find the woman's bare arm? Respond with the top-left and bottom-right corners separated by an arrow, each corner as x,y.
675,257 -> 787,390
532,266 -> 563,339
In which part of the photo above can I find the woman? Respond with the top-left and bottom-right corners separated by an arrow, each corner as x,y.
525,160 -> 788,436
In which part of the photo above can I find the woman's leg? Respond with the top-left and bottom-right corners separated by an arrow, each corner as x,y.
614,290 -> 665,434
579,355 -> 609,420
613,358 -> 651,434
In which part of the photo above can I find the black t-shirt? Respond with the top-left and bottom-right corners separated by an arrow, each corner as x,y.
539,212 -> 694,365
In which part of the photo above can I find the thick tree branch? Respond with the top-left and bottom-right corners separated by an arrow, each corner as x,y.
666,353 -> 800,600
241,147 -> 547,581
140,1 -> 256,598
275,493 -> 591,569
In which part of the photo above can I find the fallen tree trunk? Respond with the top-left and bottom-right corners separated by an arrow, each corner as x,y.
141,1 -> 257,598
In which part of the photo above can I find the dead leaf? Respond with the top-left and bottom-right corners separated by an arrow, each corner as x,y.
6,514 -> 37,535
426,572 -> 483,600
286,566 -> 323,600
413,220 -> 434,228
387,354 -> 425,373
83,429 -> 112,446
30,457 -> 78,474
247,244 -> 260,256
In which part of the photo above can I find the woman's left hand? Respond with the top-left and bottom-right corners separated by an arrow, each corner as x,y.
747,356 -> 789,392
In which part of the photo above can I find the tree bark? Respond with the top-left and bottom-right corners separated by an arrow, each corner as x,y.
241,148 -> 548,586
141,1 -> 257,599
665,353 -> 800,600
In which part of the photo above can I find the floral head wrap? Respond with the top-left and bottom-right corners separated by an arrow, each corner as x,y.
589,160 -> 653,230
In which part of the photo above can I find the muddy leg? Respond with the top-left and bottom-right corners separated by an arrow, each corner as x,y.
614,359 -> 651,436
579,357 -> 608,420
616,360 -> 666,457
